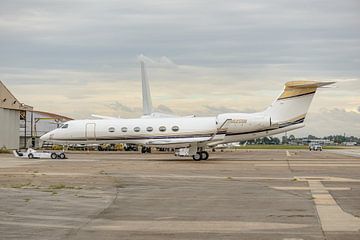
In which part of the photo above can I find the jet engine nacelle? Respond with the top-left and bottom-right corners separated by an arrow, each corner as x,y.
217,113 -> 272,133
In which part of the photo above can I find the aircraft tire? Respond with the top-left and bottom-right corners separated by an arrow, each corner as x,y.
201,151 -> 209,160
192,152 -> 202,161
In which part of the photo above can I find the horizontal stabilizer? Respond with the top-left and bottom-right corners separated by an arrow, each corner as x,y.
284,81 -> 335,89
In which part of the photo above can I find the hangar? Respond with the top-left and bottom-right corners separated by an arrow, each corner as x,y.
0,81 -> 32,149
0,81 -> 71,149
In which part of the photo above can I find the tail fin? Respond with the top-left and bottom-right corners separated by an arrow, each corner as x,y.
140,61 -> 153,115
265,81 -> 335,124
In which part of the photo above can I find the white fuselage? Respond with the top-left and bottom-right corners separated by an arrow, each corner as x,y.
40,113 -> 304,148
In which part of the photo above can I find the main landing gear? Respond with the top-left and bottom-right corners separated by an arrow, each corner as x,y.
192,151 -> 209,161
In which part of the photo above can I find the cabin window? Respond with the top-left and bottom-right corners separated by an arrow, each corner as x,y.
121,127 -> 128,132
172,126 -> 179,132
134,127 -> 141,132
159,126 -> 166,132
146,126 -> 153,132
108,127 -> 115,133
61,124 -> 68,129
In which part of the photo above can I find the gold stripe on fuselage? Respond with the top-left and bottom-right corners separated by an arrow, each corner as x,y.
278,113 -> 306,124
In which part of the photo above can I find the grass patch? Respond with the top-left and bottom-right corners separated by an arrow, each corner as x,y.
48,184 -> 82,190
11,182 -> 31,188
0,146 -> 10,154
49,184 -> 66,190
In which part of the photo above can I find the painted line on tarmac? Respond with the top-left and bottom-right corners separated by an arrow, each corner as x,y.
271,176 -> 360,232
272,187 -> 351,191
0,172 -> 97,176
85,220 -> 310,233
329,150 -> 360,158
255,163 -> 360,167
128,174 -> 293,181
309,180 -> 360,232
0,220 -> 76,229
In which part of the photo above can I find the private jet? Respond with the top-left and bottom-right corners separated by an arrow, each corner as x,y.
40,62 -> 334,160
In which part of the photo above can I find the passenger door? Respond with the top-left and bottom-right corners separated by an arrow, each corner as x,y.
85,123 -> 96,140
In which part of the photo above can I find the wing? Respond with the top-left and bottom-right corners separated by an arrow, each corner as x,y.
144,136 -> 213,148
91,114 -> 120,119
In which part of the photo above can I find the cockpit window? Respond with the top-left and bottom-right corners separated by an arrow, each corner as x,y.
61,124 -> 69,129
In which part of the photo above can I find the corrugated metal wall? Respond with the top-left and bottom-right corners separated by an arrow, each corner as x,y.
0,108 -> 20,149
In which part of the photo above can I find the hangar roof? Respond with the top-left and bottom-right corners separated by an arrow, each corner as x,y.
0,81 -> 33,111
32,110 -> 73,121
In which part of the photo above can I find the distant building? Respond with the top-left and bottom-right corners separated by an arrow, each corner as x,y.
0,81 -> 72,149
342,142 -> 357,146
289,138 -> 334,146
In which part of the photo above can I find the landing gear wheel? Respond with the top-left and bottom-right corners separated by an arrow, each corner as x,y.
200,151 -> 209,160
58,153 -> 66,159
192,152 -> 202,161
51,153 -> 57,159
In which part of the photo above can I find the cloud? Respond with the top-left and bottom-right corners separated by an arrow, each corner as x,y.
0,0 -> 359,136
137,54 -> 178,69
155,104 -> 174,114
292,108 -> 360,137
203,105 -> 239,114
108,101 -> 139,113
203,105 -> 258,114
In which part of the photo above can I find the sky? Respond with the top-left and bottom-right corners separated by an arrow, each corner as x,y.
0,0 -> 359,137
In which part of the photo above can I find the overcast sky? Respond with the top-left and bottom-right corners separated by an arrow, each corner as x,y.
1,0 -> 359,136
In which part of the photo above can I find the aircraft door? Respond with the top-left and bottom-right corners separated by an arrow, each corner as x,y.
85,123 -> 96,140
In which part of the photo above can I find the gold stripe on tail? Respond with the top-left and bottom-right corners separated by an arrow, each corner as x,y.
277,81 -> 326,100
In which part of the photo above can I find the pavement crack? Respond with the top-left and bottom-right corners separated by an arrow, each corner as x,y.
64,177 -> 120,239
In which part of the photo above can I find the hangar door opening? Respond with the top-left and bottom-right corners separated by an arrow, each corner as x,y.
85,123 -> 96,140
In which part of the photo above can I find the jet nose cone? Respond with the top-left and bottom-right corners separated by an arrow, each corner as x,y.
40,132 -> 50,141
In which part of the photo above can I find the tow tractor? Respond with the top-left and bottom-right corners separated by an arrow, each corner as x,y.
13,148 -> 67,159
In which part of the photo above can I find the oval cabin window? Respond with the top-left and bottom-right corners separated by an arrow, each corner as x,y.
134,127 -> 141,132
108,127 -> 115,133
146,127 -> 153,132
159,126 -> 166,132
121,127 -> 128,132
172,126 -> 179,132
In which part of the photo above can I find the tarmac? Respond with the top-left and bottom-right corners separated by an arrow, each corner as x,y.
0,148 -> 359,240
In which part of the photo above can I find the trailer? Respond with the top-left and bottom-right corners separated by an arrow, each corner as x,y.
13,148 -> 67,159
